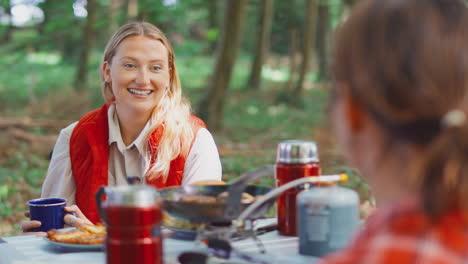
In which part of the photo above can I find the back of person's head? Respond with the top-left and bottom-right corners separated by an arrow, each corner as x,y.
332,0 -> 468,217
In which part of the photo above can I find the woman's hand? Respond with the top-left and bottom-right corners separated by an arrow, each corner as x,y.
21,211 -> 47,237
64,205 -> 94,227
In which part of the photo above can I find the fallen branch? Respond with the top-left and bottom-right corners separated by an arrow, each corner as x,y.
0,117 -> 73,131
9,128 -> 57,145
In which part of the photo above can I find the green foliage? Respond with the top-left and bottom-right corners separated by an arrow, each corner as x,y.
0,50 -> 75,112
0,0 -> 368,236
205,28 -> 219,43
0,150 -> 46,220
0,49 -> 367,235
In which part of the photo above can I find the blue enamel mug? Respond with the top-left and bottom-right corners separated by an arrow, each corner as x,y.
28,197 -> 68,232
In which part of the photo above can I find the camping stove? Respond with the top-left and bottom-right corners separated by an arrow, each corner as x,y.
194,219 -> 268,253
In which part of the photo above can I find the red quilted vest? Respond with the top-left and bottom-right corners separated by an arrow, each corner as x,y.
69,104 -> 206,224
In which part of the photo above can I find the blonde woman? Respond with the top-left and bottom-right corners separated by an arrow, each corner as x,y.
22,22 -> 222,233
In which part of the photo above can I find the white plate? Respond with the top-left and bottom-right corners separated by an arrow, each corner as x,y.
44,237 -> 103,250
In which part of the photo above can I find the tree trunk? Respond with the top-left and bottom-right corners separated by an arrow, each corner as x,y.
109,0 -> 122,33
1,0 -> 12,42
294,0 -> 317,96
343,0 -> 357,14
247,0 -> 274,90
128,0 -> 139,21
206,0 -> 219,52
197,0 -> 248,131
208,1 -> 218,30
74,0 -> 97,92
37,0 -> 51,35
315,1 -> 330,82
137,0 -> 148,21
286,28 -> 298,91
120,0 -> 130,24
344,0 -> 357,7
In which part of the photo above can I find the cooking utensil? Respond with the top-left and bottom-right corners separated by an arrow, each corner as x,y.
178,251 -> 208,264
158,166 -> 274,223
207,238 -> 269,264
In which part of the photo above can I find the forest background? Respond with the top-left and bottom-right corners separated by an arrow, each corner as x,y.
0,0 -> 371,236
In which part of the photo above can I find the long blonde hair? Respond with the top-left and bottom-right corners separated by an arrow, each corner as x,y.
101,22 -> 194,181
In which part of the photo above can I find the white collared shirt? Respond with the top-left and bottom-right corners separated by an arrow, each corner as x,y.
41,105 -> 222,205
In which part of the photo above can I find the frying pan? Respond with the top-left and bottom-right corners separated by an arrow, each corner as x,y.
158,166 -> 275,223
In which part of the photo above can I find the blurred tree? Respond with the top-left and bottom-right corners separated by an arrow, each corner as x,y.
38,0 -> 51,36
270,0 -> 303,55
343,0 -> 358,14
109,0 -> 123,33
37,1 -> 83,58
75,0 -> 97,91
138,0 -> 160,22
246,0 -> 274,90
315,0 -> 330,81
128,0 -> 138,21
0,0 -> 11,42
344,0 -> 357,7
120,0 -> 130,24
294,0 -> 317,97
268,0 -> 308,104
197,0 -> 248,131
206,0 -> 220,53
285,27 -> 298,93
138,0 -> 148,21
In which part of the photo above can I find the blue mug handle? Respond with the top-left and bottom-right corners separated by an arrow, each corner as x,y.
67,212 -> 78,217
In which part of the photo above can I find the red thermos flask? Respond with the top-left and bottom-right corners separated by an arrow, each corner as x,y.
276,140 -> 320,236
96,185 -> 162,264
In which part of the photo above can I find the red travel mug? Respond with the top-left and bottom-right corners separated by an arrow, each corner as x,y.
96,185 -> 162,264
276,140 -> 320,236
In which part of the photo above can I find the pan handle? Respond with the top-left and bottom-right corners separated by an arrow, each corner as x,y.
224,165 -> 275,219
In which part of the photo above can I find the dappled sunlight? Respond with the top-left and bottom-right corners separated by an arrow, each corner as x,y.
26,52 -> 61,65
246,105 -> 259,115
267,104 -> 287,117
262,65 -> 289,82
10,3 -> 44,26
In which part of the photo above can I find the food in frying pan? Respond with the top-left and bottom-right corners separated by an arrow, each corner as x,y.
179,195 -> 218,204
47,224 -> 106,244
162,212 -> 203,230
177,192 -> 263,205
216,192 -> 259,204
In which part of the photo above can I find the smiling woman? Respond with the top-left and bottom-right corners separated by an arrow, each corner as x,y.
102,35 -> 171,144
20,22 -> 223,233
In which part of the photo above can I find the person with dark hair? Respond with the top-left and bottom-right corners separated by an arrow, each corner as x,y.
21,22 -> 222,234
321,0 -> 468,262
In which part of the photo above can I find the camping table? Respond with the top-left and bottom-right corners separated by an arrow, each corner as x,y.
0,218 -> 319,264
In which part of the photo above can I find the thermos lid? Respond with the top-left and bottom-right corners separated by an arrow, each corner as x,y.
276,140 -> 319,164
104,185 -> 159,207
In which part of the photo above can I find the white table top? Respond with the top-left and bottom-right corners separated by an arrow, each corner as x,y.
0,219 -> 319,264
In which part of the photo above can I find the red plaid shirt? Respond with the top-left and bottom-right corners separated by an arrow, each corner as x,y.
319,198 -> 468,264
